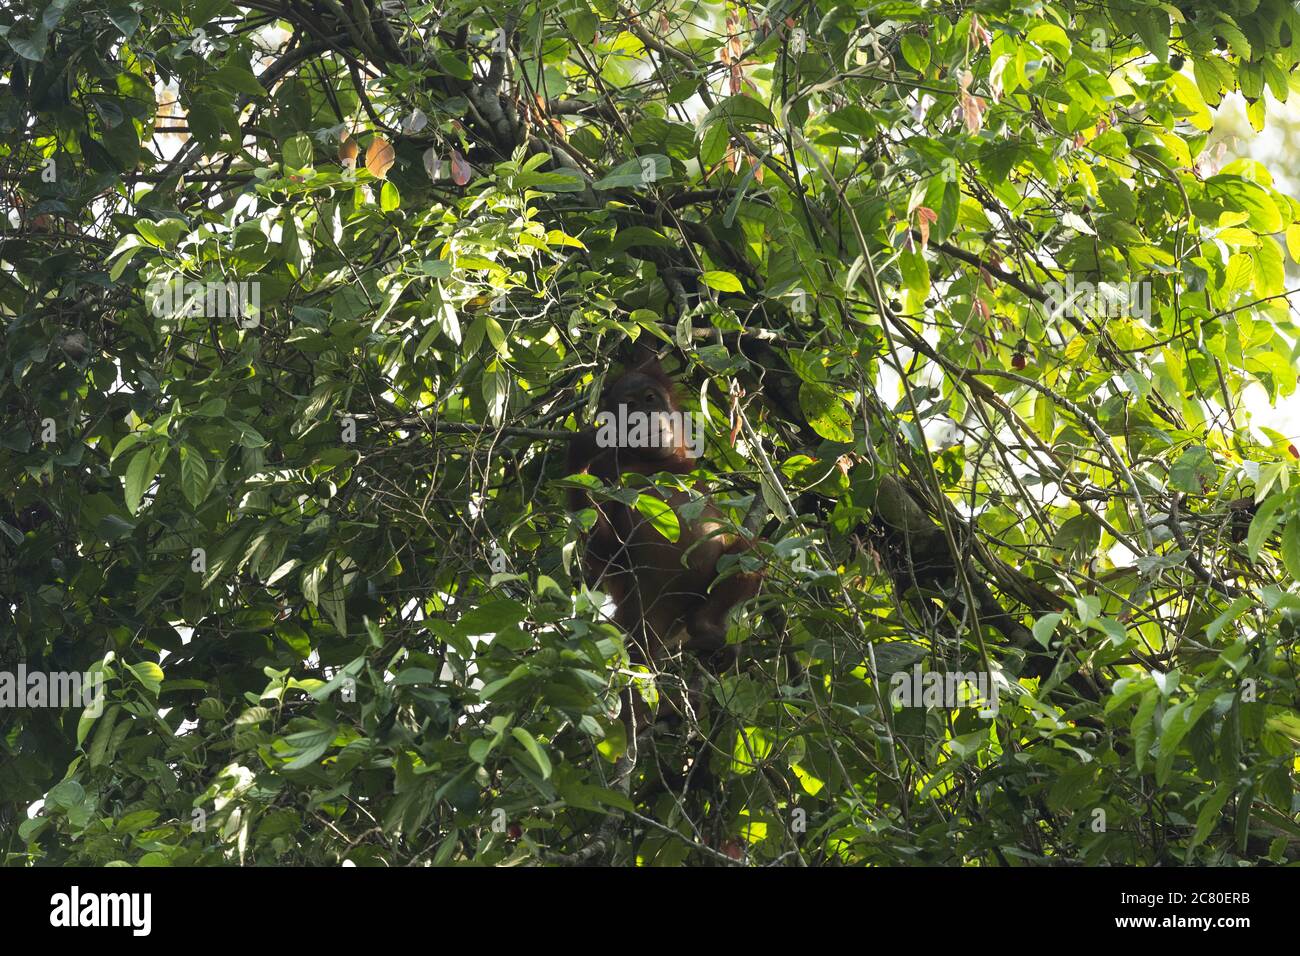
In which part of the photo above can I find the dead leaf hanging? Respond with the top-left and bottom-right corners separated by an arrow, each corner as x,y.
450,149 -> 471,186
366,135 -> 396,179
958,70 -> 986,133
402,108 -> 428,134
339,137 -> 359,168
422,147 -> 441,181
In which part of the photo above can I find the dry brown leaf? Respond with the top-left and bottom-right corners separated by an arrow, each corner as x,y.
914,206 -> 937,252
450,148 -> 471,186
339,137 -> 359,167
958,70 -> 986,133
366,135 -> 395,179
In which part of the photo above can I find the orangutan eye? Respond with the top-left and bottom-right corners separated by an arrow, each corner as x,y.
644,390 -> 656,403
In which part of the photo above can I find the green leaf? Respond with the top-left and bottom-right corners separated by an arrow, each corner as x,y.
1156,695 -> 1215,786
699,121 -> 729,166
1032,613 -> 1062,649
107,5 -> 141,37
458,598 -> 529,634
213,64 -> 266,97
723,160 -> 759,228
515,169 -> 587,192
1286,224 -> 1300,263
1133,688 -> 1159,774
483,366 -> 509,425
127,661 -> 164,696
1224,253 -> 1253,295
1168,445 -> 1214,493
633,494 -> 680,542
124,445 -> 164,515
1206,595 -> 1253,643
1133,9 -> 1170,63
76,702 -> 103,749
282,728 -> 334,770
43,0 -> 76,30
380,180 -> 401,211
434,50 -> 473,80
900,35 -> 930,72
283,133 -> 313,169
700,270 -> 743,293
798,383 -> 854,443
899,246 -> 929,298
825,106 -> 877,138
1027,23 -> 1070,59
19,817 -> 49,842
47,780 -> 85,811
699,94 -> 775,131
179,444 -> 209,509
107,236 -> 147,281
1190,786 -> 1233,850
7,24 -> 50,62
592,154 -> 670,189
109,431 -> 146,465
1281,515 -> 1300,582
88,706 -> 122,769
510,728 -> 553,779
1247,492 -> 1286,563
1207,176 -> 1284,234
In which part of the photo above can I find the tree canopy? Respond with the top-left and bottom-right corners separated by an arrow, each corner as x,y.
3,0 -> 1300,866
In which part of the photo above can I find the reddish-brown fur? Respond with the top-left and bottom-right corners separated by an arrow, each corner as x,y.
567,359 -> 763,680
